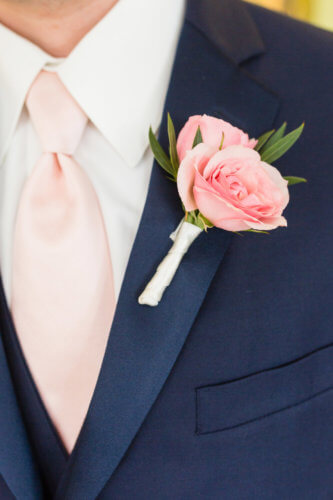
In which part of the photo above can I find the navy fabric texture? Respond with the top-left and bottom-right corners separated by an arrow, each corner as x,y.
0,0 -> 332,498
196,345 -> 333,435
0,475 -> 15,500
0,277 -> 68,498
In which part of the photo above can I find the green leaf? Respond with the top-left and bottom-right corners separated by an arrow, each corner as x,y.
283,176 -> 307,186
260,122 -> 287,153
255,129 -> 275,151
185,210 -> 213,231
149,127 -> 175,178
246,229 -> 270,234
261,123 -> 304,165
197,213 -> 214,231
167,113 -> 179,174
166,175 -> 177,183
192,126 -> 203,148
219,132 -> 225,151
200,214 -> 214,227
185,210 -> 198,225
194,216 -> 205,231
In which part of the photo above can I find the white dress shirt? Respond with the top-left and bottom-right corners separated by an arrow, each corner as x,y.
0,0 -> 185,301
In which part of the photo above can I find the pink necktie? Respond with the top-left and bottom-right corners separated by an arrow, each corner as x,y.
11,71 -> 116,453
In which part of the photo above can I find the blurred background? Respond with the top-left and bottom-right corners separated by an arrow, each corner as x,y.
247,0 -> 333,31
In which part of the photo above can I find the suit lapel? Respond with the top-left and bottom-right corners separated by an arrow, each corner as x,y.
0,282 -> 43,499
57,1 -> 280,498
187,0 -> 265,64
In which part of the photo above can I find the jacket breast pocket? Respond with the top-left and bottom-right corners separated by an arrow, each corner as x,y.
195,344 -> 333,435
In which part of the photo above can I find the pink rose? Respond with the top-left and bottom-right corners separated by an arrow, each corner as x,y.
176,114 -> 257,162
177,144 -> 289,232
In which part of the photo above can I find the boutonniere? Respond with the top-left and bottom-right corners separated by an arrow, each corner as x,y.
138,114 -> 306,306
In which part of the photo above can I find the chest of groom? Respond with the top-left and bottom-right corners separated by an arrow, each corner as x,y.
0,1 -> 332,499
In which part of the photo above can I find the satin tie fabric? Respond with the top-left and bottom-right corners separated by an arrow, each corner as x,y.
11,71 -> 115,453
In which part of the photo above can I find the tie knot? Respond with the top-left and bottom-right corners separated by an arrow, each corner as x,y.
26,71 -> 88,155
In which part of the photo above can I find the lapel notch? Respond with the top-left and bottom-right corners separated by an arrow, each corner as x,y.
186,0 -> 266,64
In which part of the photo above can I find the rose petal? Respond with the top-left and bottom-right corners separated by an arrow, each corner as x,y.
261,162 -> 290,209
247,215 -> 288,231
177,115 -> 257,162
176,143 -> 215,212
203,146 -> 261,179
193,185 -> 260,229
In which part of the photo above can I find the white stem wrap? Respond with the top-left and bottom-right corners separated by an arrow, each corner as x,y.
138,220 -> 203,307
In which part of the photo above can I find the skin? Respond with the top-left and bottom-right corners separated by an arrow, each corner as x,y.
0,0 -> 119,57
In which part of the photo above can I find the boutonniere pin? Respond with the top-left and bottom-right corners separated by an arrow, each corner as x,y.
138,114 -> 306,306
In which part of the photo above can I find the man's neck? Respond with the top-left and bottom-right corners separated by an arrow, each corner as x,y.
0,0 -> 119,57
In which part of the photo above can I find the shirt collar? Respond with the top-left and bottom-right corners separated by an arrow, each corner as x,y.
0,25 -> 48,164
0,0 -> 185,166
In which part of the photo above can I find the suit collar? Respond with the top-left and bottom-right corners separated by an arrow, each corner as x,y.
186,0 -> 266,64
56,4 -> 280,499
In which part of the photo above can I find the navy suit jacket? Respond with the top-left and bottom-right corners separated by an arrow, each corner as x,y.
0,0 -> 332,498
